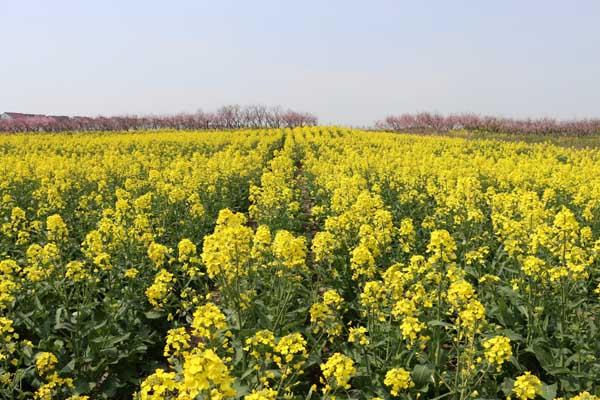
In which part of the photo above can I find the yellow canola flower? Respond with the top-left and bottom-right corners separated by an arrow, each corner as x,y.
46,214 -> 68,243
457,299 -> 486,334
310,289 -> 344,339
312,231 -> 339,263
272,230 -> 307,270
145,269 -> 174,308
191,302 -> 228,340
251,225 -> 272,261
138,369 -> 178,400
273,332 -> 308,377
571,392 -> 600,400
360,280 -> 388,320
34,373 -> 74,400
147,242 -> 171,268
244,329 -> 276,360
351,243 -> 377,280
0,316 -> 19,343
479,274 -> 501,284
177,238 -> 197,263
512,371 -> 542,400
447,279 -> 476,309
125,268 -> 139,278
201,209 -> 254,282
164,327 -> 191,358
400,316 -> 426,347
384,367 -> 414,396
398,217 -> 416,253
521,256 -> 546,278
482,335 -> 512,370
348,326 -> 369,346
35,352 -> 58,377
0,259 -> 19,275
244,388 -> 278,400
320,352 -> 356,392
427,230 -> 457,264
65,260 -> 90,282
179,349 -> 236,399
0,269 -> 19,310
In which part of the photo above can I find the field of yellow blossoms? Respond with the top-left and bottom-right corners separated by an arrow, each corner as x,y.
1,127 -> 600,400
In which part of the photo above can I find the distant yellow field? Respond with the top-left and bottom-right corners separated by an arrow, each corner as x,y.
1,128 -> 599,399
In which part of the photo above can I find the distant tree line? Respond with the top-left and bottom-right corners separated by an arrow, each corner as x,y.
0,105 -> 318,133
377,112 -> 600,136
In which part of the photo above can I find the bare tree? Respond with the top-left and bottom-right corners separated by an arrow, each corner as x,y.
0,105 -> 318,133
375,112 -> 600,136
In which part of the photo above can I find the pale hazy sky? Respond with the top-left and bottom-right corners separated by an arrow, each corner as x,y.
1,1 -> 599,126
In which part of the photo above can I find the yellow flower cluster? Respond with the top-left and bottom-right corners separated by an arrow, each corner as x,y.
164,327 -> 191,358
348,326 -> 369,346
570,392 -> 600,400
35,352 -> 58,377
191,302 -> 228,340
482,335 -> 512,371
0,317 -> 20,363
179,348 -> 236,398
384,367 -> 414,396
177,238 -> 201,277
34,373 -> 74,400
46,214 -> 69,243
251,225 -> 272,262
272,230 -> 307,271
137,302 -> 236,400
65,260 -> 90,282
244,388 -> 278,400
320,352 -> 356,392
273,332 -> 308,377
310,289 -> 344,339
427,229 -> 457,264
249,145 -> 301,227
0,260 -> 19,310
512,371 -> 542,400
146,269 -> 175,308
138,369 -> 178,400
148,242 -> 171,268
201,209 -> 254,282
244,329 -> 276,361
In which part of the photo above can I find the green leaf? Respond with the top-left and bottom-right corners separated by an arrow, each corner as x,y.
428,320 -> 452,328
559,375 -> 581,392
61,359 -> 76,373
528,340 -> 553,370
501,377 -> 514,396
540,383 -> 557,400
498,328 -> 523,342
412,364 -> 433,387
144,310 -> 164,319
105,333 -> 131,347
